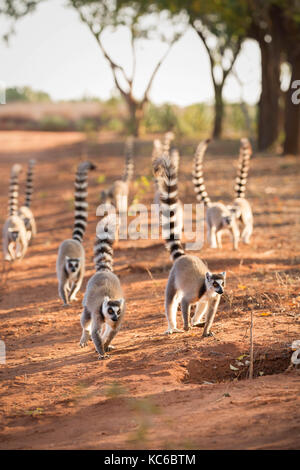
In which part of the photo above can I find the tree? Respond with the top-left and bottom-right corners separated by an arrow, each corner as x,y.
1,0 -> 186,136
127,0 -> 246,139
190,16 -> 242,139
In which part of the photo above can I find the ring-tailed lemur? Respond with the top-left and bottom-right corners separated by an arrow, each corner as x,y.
18,159 -> 37,243
153,155 -> 226,336
2,164 -> 28,261
100,137 -> 134,214
79,214 -> 125,360
56,161 -> 96,306
152,132 -> 183,239
193,139 -> 240,250
228,138 -> 253,244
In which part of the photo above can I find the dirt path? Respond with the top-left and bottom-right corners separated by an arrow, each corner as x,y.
0,131 -> 299,449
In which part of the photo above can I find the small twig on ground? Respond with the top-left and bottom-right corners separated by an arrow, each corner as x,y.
249,309 -> 254,380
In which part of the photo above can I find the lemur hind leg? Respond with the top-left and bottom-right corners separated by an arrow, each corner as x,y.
181,297 -> 191,331
165,279 -> 182,334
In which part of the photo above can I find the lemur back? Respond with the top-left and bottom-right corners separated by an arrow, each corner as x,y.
100,137 -> 134,213
192,140 -> 240,250
80,215 -> 125,360
2,164 -> 28,261
229,138 -> 253,244
56,161 -> 96,305
18,159 -> 37,243
153,155 -> 226,336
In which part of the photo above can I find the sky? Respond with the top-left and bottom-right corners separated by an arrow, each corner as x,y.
0,0 -> 261,106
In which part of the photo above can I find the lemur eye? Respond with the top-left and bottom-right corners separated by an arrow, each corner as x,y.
108,308 -> 114,314
213,282 -> 219,288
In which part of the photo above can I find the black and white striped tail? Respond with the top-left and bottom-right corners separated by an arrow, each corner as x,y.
152,156 -> 185,261
122,137 -> 134,183
25,159 -> 35,208
192,139 -> 211,206
234,138 -> 252,199
8,164 -> 22,217
72,161 -> 96,243
94,215 -> 115,272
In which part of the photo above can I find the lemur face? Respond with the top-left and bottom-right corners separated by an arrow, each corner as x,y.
205,272 -> 226,295
228,205 -> 242,219
9,230 -> 19,242
65,257 -> 80,274
102,297 -> 124,322
222,214 -> 234,227
100,190 -> 113,205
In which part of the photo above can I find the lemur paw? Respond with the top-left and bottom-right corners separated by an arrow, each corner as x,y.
164,328 -> 183,335
202,331 -> 214,338
98,353 -> 110,360
192,322 -> 206,328
80,339 -> 88,348
106,345 -> 115,352
184,325 -> 191,332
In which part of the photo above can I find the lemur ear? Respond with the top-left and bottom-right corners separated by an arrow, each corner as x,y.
205,272 -> 212,282
118,298 -> 125,309
103,296 -> 110,309
221,271 -> 226,278
65,256 -> 70,260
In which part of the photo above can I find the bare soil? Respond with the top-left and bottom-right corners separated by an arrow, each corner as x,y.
0,131 -> 299,450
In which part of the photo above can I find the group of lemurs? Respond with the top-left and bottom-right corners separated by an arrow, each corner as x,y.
2,134 -> 253,360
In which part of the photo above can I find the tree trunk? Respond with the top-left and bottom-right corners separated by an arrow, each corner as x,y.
283,56 -> 300,155
213,85 -> 224,139
257,36 -> 281,150
127,99 -> 144,137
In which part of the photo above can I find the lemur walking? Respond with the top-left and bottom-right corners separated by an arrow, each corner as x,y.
2,164 -> 28,261
193,139 -> 240,250
229,138 -> 253,244
152,132 -> 183,239
56,161 -> 96,306
79,214 -> 125,360
100,137 -> 134,213
18,159 -> 37,243
153,155 -> 226,337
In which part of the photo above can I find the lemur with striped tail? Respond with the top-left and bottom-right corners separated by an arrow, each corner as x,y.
153,155 -> 226,336
56,161 -> 96,306
193,139 -> 240,250
2,164 -> 28,261
152,132 -> 183,239
228,138 -> 253,244
18,159 -> 37,243
79,214 -> 125,360
100,137 -> 134,214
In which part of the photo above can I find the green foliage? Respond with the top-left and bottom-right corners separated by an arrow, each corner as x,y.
177,103 -> 213,136
143,103 -> 179,133
6,86 -> 51,103
39,115 -> 70,131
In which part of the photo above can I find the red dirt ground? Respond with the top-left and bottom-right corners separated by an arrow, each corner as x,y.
0,131 -> 299,450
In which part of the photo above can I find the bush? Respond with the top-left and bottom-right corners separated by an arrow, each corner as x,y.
39,115 -> 70,131
143,103 -> 179,133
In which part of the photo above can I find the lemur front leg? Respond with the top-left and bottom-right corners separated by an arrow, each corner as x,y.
203,295 -> 221,337
91,317 -> 109,360
59,281 -> 69,306
80,307 -> 91,347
